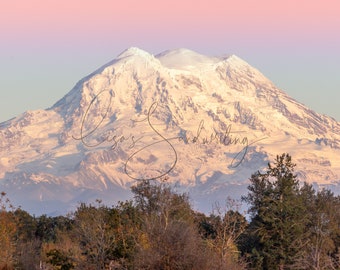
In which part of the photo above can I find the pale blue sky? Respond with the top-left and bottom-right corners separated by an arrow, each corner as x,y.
1,0 -> 339,122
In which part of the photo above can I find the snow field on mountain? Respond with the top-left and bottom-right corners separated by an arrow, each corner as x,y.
1,47 -> 339,215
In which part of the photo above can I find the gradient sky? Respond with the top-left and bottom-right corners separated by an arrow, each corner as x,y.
1,0 -> 339,122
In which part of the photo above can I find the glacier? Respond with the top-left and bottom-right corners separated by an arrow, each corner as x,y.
0,47 -> 339,215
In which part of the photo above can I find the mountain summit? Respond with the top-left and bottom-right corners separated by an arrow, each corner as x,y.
1,48 -> 339,215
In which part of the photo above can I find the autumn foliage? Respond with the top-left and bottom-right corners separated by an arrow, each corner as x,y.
1,154 -> 340,269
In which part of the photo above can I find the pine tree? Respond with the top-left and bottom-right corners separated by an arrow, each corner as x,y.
242,153 -> 308,269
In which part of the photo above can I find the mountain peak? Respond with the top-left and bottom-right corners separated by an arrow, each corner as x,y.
156,48 -> 220,70
2,47 -> 340,215
117,47 -> 154,60
225,54 -> 248,64
157,48 -> 205,57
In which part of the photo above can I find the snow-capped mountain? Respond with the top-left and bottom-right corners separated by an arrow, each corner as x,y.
1,47 -> 339,215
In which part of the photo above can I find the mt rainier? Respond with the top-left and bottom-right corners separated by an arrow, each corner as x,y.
1,47 -> 339,215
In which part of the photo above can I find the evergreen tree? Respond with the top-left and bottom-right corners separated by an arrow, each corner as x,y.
242,153 -> 308,269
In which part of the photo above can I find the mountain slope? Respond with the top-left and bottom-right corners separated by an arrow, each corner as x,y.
1,47 -> 339,215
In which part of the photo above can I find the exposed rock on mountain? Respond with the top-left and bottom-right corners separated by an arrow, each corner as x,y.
1,47 -> 339,215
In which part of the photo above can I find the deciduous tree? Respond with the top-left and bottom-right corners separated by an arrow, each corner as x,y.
0,192 -> 17,269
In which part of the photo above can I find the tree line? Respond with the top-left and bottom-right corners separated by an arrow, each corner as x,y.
1,153 -> 340,269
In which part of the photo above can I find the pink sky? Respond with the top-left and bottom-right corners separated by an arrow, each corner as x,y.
2,0 -> 339,50
0,0 -> 340,122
